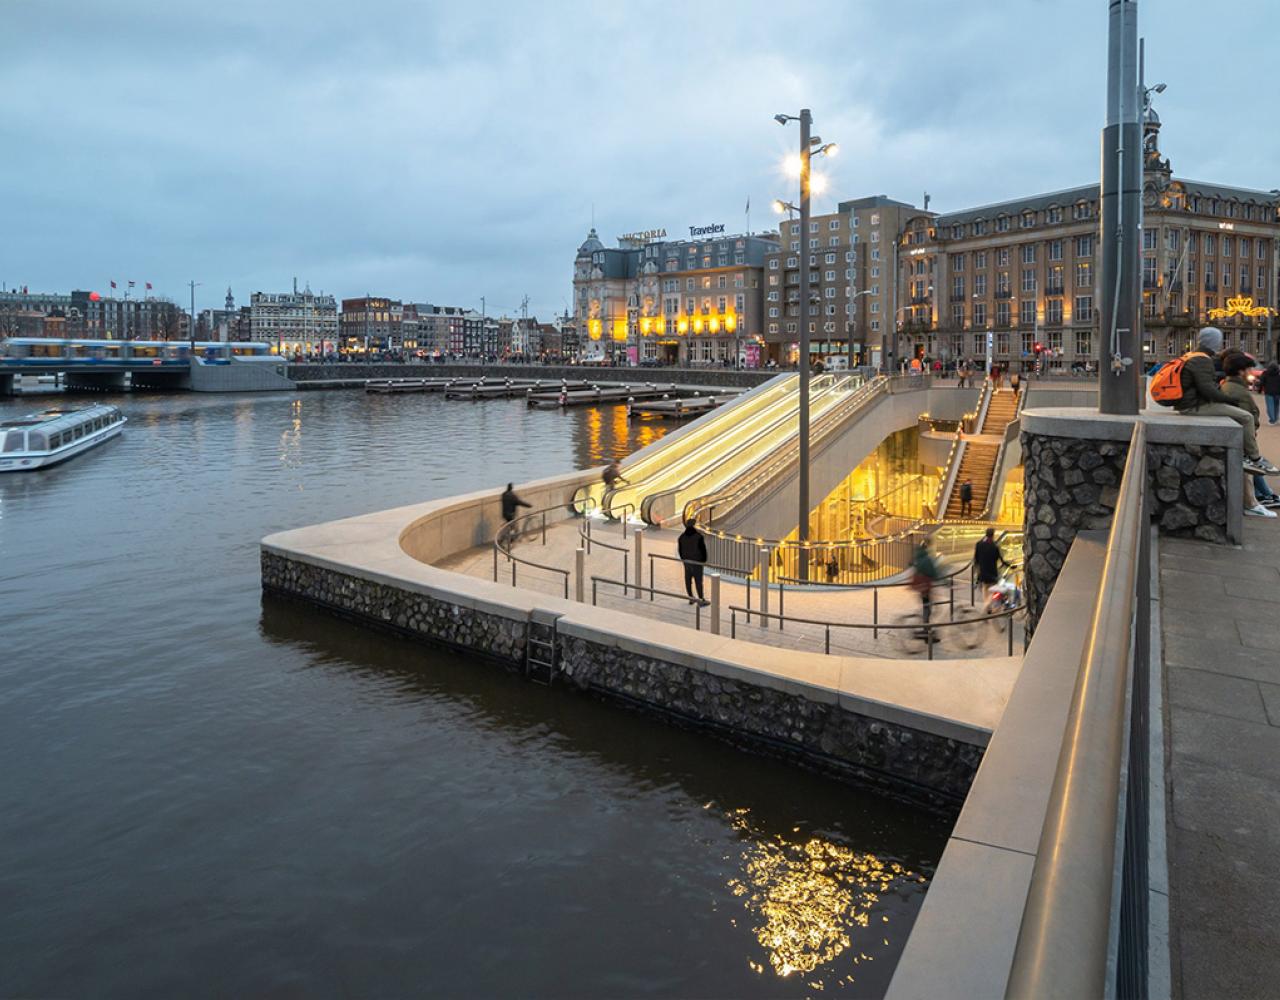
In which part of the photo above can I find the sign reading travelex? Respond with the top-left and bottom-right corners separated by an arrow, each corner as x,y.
689,223 -> 726,236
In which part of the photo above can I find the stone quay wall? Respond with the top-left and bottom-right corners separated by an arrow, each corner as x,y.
288,362 -> 775,390
261,549 -> 983,811
1020,408 -> 1242,628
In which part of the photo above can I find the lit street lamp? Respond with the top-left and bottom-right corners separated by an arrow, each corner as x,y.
774,108 -> 837,578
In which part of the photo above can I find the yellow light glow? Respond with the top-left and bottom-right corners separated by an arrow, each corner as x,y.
612,318 -> 628,342
677,318 -> 689,333
772,200 -> 787,215
588,319 -> 602,340
709,317 -> 720,333
640,318 -> 651,334
810,173 -> 829,196
782,153 -> 801,179
1208,295 -> 1276,320
656,318 -> 666,333
693,319 -> 703,333
726,314 -> 738,332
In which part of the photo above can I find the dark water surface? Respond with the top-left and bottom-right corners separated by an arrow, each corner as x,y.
0,390 -> 948,998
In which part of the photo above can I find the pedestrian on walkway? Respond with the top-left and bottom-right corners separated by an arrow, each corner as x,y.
1010,371 -> 1022,399
499,482 -> 531,543
1171,328 -> 1280,477
602,460 -> 628,491
1261,361 -> 1280,425
1219,350 -> 1280,517
973,527 -> 1010,586
677,519 -> 710,606
991,364 -> 1003,390
959,479 -> 974,518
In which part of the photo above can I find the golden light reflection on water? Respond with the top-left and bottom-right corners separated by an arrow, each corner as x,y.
725,808 -> 925,984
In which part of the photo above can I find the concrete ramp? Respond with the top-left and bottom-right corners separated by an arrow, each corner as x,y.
189,357 -> 296,392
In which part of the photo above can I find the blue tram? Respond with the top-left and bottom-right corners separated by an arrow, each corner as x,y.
0,338 -> 274,365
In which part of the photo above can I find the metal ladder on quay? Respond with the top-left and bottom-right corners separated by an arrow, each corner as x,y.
524,609 -> 560,685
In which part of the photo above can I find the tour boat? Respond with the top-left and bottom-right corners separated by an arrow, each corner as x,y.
0,404 -> 127,471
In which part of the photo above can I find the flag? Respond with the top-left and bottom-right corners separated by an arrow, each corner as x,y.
110,280 -> 117,289
128,280 -> 135,288
745,197 -> 750,214
145,282 -> 153,290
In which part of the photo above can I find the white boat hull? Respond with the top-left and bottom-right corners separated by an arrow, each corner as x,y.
0,418 -> 126,472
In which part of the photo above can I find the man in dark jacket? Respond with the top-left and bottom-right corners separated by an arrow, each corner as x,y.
1175,327 -> 1280,476
1261,361 -> 1280,425
974,528 -> 1010,586
500,483 -> 530,524
959,479 -> 974,518
677,520 -> 710,606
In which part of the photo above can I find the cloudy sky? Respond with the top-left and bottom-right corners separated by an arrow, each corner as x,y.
2,0 -> 1277,319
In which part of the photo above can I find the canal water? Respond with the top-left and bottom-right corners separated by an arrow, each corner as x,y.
0,390 -> 948,998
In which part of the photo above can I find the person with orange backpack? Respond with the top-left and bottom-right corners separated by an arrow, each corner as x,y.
1151,326 -> 1280,476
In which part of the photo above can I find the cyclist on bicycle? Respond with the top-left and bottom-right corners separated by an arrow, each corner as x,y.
909,539 -> 942,635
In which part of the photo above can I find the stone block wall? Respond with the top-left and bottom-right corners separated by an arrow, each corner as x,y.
262,549 -> 982,811
288,362 -> 775,389
1022,432 -> 1230,625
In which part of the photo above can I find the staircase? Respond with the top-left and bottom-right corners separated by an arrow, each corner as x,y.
980,388 -> 1019,435
944,389 -> 1020,520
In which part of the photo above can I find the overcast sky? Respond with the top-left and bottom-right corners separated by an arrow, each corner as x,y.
2,0 -> 1277,318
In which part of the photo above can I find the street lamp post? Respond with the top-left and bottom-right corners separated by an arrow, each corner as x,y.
774,109 -> 837,577
188,280 -> 201,354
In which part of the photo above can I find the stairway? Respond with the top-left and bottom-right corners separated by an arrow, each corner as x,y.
980,388 -> 1019,435
945,388 -> 1020,519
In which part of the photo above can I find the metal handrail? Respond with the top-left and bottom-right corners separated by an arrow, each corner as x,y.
728,601 -> 1021,659
591,575 -> 704,630
492,499 -> 584,600
683,375 -> 885,526
1005,421 -> 1147,999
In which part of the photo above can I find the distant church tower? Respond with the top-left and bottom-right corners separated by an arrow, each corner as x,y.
225,286 -> 235,313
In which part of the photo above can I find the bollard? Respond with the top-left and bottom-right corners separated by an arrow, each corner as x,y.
758,545 -> 771,629
633,528 -> 644,599
575,547 -> 585,603
709,573 -> 721,635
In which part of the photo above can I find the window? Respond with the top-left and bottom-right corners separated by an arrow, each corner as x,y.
1076,330 -> 1093,355
735,274 -> 744,287
974,251 -> 987,269
825,288 -> 836,299
1204,234 -> 1216,255
1075,261 -> 1092,288
685,278 -> 694,290
786,256 -> 797,268
809,221 -> 819,233
1049,240 -> 1063,261
1073,201 -> 1093,220
1022,332 -> 1035,354
871,320 -> 880,331
1222,237 -> 1233,258
997,302 -> 1011,326
829,219 -> 840,230
950,253 -> 965,272
769,307 -> 779,318
769,259 -> 779,270
1022,269 -> 1036,293
825,253 -> 836,264
1046,265 -> 1064,293
1222,265 -> 1232,289
997,331 -> 1011,353
973,302 -> 987,326
1075,295 -> 1094,322
736,294 -> 744,311
1259,240 -> 1267,261
1021,212 -> 1035,229
1143,228 -> 1157,251
1020,300 -> 1036,326
809,239 -> 818,250
825,270 -> 836,281
996,215 -> 1011,232
1075,235 -> 1093,257
952,275 -> 965,299
717,275 -> 726,288
1047,206 -> 1063,224
997,248 -> 1010,266
871,231 -> 880,243
974,273 -> 987,296
1046,299 -> 1063,324
1143,258 -> 1157,287
829,237 -> 839,247
951,224 -> 964,239
974,220 -> 988,236
996,272 -> 1011,296
1165,229 -> 1181,253
1021,244 -> 1036,264
952,303 -> 965,327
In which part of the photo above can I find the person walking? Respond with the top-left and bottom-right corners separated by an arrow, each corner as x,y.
991,364 -> 1003,390
959,478 -> 974,518
909,538 -> 942,640
1171,327 -> 1280,477
973,528 -> 1010,587
602,460 -> 628,491
677,519 -> 710,606
1010,370 -> 1022,399
499,482 -> 531,543
1219,350 -> 1280,517
1261,361 -> 1280,425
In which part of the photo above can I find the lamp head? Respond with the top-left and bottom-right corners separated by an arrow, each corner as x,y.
772,199 -> 786,214
773,114 -> 790,126
1152,82 -> 1167,94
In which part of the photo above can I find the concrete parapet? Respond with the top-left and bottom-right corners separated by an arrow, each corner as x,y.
289,362 -> 775,390
189,357 -> 296,392
1020,407 -> 1242,629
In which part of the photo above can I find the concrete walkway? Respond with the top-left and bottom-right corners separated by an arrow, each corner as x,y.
1161,420 -> 1280,999
439,516 -> 1024,661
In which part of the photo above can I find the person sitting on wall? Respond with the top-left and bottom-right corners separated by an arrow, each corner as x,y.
1174,327 -> 1280,477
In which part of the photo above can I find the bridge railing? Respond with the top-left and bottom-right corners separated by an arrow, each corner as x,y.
1005,420 -> 1151,999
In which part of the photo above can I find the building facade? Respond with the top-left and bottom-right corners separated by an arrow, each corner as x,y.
894,108 -> 1279,371
338,297 -> 399,352
2,288 -> 189,341
250,288 -> 339,354
572,227 -> 777,365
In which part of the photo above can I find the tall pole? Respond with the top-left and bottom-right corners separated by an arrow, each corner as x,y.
1099,0 -> 1142,413
798,108 -> 813,571
188,280 -> 199,352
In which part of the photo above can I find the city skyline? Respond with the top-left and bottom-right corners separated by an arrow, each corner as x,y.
2,0 -> 1277,316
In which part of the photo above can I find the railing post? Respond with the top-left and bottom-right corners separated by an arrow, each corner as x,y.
731,610 -> 737,639
758,545 -> 771,629
575,547 -> 585,603
778,583 -> 784,632
873,588 -> 879,640
591,579 -> 597,606
493,544 -> 499,582
633,527 -> 643,599
949,575 -> 956,621
585,517 -> 592,554
709,573 -> 721,635
541,511 -> 547,545
511,560 -> 516,586
648,554 -> 655,601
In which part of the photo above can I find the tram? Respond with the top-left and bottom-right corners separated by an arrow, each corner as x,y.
0,339 -> 274,365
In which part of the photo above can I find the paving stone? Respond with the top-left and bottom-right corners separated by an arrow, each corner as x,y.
1169,757 -> 1280,852
1257,682 -> 1280,727
1162,613 -> 1246,644
1167,668 -> 1266,724
1169,707 -> 1280,782
1162,555 -> 1280,582
1164,635 -> 1280,685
